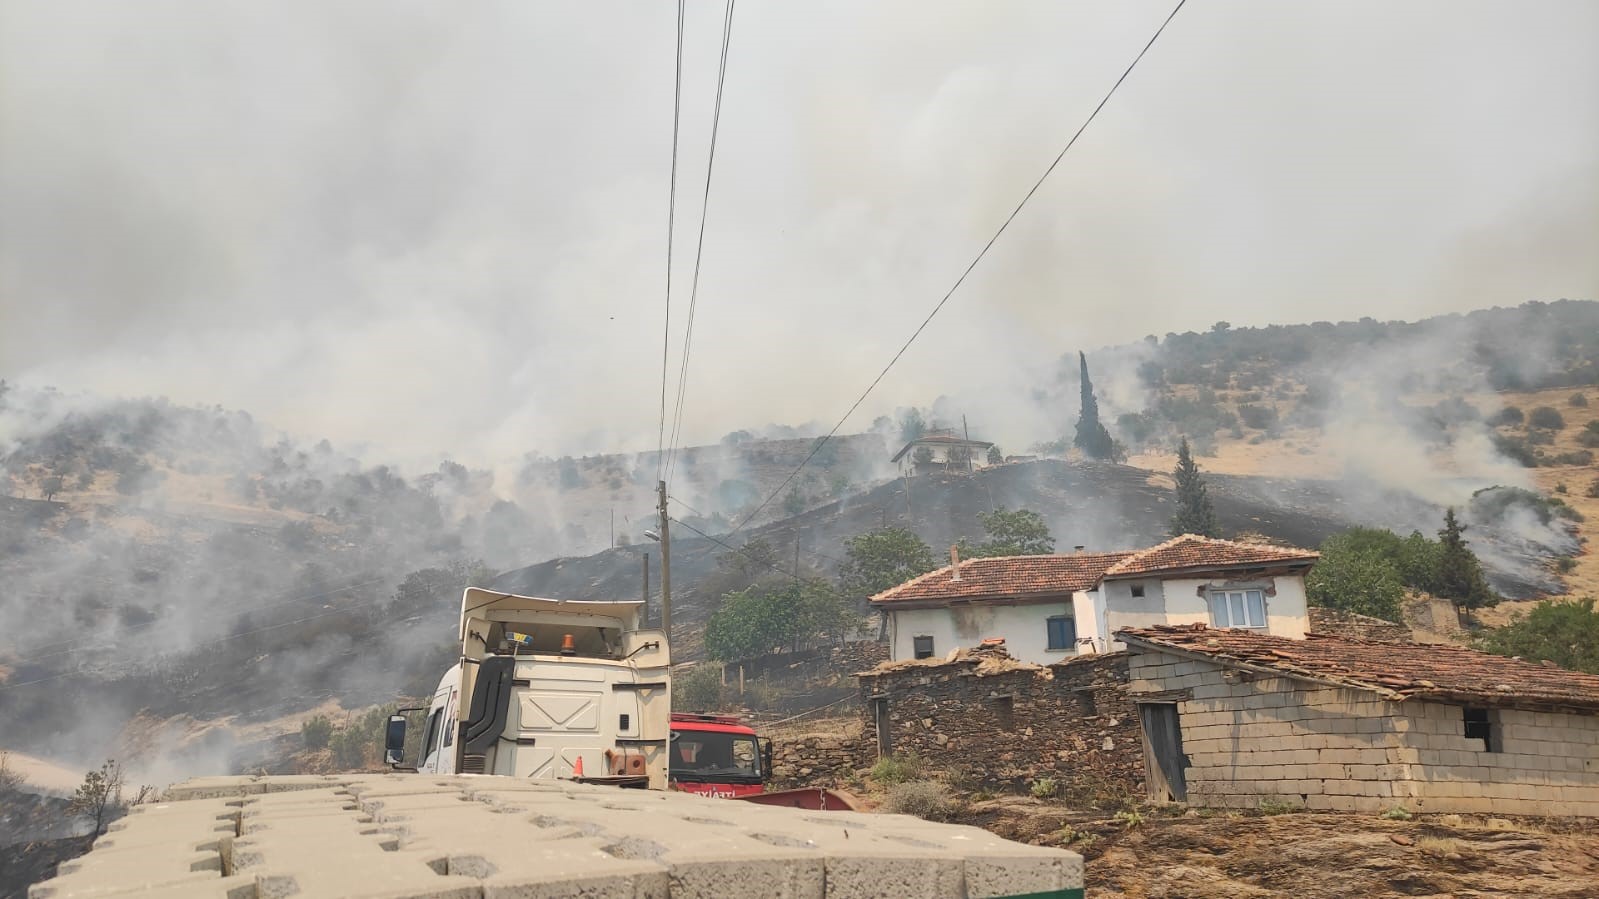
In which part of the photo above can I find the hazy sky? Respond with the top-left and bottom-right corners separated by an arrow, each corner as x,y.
2,1 -> 1595,465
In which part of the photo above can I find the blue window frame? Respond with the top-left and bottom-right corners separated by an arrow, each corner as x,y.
1046,616 -> 1076,650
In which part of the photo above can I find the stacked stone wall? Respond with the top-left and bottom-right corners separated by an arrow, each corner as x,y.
767,726 -> 871,788
1306,608 -> 1413,643
1128,649 -> 1599,817
857,654 -> 1143,796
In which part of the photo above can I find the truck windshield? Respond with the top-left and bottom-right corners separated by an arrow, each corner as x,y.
670,732 -> 761,784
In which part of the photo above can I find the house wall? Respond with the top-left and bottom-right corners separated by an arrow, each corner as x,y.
1106,576 -> 1309,648
1128,648 -> 1599,816
1402,703 -> 1599,817
857,654 -> 1144,795
888,598 -> 1077,666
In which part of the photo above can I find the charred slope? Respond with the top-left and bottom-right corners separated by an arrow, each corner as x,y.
495,459 -> 1557,649
495,460 -> 1456,648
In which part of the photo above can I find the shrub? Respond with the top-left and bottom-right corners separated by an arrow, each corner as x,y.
1525,428 -> 1555,446
1555,557 -> 1577,574
1491,434 -> 1538,467
301,715 -> 333,750
674,664 -> 725,713
1528,406 -> 1566,430
1571,393 -> 1589,408
1113,809 -> 1145,829
1548,450 -> 1595,467
1237,404 -> 1279,431
1588,478 -> 1599,499
1476,598 -> 1599,674
1580,431 -> 1599,449
1030,777 -> 1059,799
870,754 -> 923,786
882,781 -> 952,820
1381,805 -> 1413,821
1487,406 -> 1524,427
1258,797 -> 1300,815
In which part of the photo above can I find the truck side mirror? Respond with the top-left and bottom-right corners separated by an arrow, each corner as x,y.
758,737 -> 774,778
385,715 -> 408,767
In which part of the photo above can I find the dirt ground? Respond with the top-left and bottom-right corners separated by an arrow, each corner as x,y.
960,797 -> 1599,898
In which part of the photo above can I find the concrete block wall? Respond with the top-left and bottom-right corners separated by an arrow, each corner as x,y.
1130,651 -> 1417,812
859,654 -> 1144,795
1128,649 -> 1599,817
1403,702 -> 1599,817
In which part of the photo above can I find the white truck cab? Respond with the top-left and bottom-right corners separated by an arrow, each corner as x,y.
386,588 -> 671,789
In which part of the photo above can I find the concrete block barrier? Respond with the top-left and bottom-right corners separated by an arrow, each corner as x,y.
31,774 -> 1084,899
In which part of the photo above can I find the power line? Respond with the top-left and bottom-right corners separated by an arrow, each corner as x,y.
669,516 -> 814,585
657,0 -> 688,481
666,0 -> 738,484
727,0 -> 1188,537
669,493 -> 845,568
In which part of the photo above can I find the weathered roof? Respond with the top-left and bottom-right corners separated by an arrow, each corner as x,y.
1101,534 -> 1318,579
1119,624 -> 1599,712
890,434 -> 997,463
870,552 -> 1133,605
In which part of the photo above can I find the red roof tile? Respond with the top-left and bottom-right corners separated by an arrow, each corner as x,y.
1102,534 -> 1317,578
890,434 -> 996,463
870,553 -> 1132,605
1119,624 -> 1599,711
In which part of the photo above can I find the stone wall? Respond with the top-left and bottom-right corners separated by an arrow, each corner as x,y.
857,653 -> 1144,797
1307,608 -> 1413,643
767,723 -> 871,789
1127,648 -> 1599,817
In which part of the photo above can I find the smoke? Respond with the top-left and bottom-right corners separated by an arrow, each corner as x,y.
2,1 -> 1594,465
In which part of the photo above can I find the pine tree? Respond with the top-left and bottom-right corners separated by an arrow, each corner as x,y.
1170,437 -> 1219,537
1436,508 -> 1497,611
1073,352 -> 1115,459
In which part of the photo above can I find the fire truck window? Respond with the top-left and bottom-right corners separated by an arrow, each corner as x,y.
732,739 -> 757,772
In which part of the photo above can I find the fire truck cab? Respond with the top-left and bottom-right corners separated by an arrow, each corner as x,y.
668,713 -> 772,798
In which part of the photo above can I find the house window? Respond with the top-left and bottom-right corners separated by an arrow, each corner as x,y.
1130,583 -> 1146,598
1463,707 -> 1501,752
1046,616 -> 1076,651
1209,589 -> 1267,629
913,635 -> 935,660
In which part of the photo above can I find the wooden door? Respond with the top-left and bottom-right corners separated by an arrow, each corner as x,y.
1138,702 -> 1188,801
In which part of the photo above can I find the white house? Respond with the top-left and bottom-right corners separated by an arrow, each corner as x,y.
890,433 -> 996,477
870,535 -> 1319,666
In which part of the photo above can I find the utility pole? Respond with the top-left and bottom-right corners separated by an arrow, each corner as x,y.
657,480 -> 671,641
642,552 -> 650,626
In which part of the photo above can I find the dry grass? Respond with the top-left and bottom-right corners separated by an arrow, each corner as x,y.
1415,836 -> 1467,857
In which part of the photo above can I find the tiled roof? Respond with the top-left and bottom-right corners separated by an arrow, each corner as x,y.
1119,624 -> 1599,711
1101,534 -> 1317,578
870,552 -> 1133,605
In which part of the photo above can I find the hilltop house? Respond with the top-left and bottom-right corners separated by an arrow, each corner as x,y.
1119,624 -> 1599,816
869,535 -> 1318,666
891,432 -> 996,477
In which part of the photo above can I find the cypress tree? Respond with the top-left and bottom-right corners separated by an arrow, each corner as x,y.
1073,352 -> 1115,459
1170,436 -> 1219,537
1436,507 -> 1497,610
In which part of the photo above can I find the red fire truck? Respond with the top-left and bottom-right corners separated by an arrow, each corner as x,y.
669,712 -> 856,810
668,713 -> 768,799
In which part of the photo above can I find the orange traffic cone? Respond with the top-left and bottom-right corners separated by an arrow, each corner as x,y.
573,755 -> 584,778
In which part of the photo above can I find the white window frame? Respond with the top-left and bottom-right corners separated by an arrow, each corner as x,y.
1209,589 -> 1267,630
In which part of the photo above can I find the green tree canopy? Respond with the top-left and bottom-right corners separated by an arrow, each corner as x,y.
959,507 -> 1055,558
1476,598 -> 1599,674
1305,533 -> 1407,621
1073,352 -> 1116,460
1169,437 -> 1219,538
839,527 -> 939,600
703,579 -> 858,662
